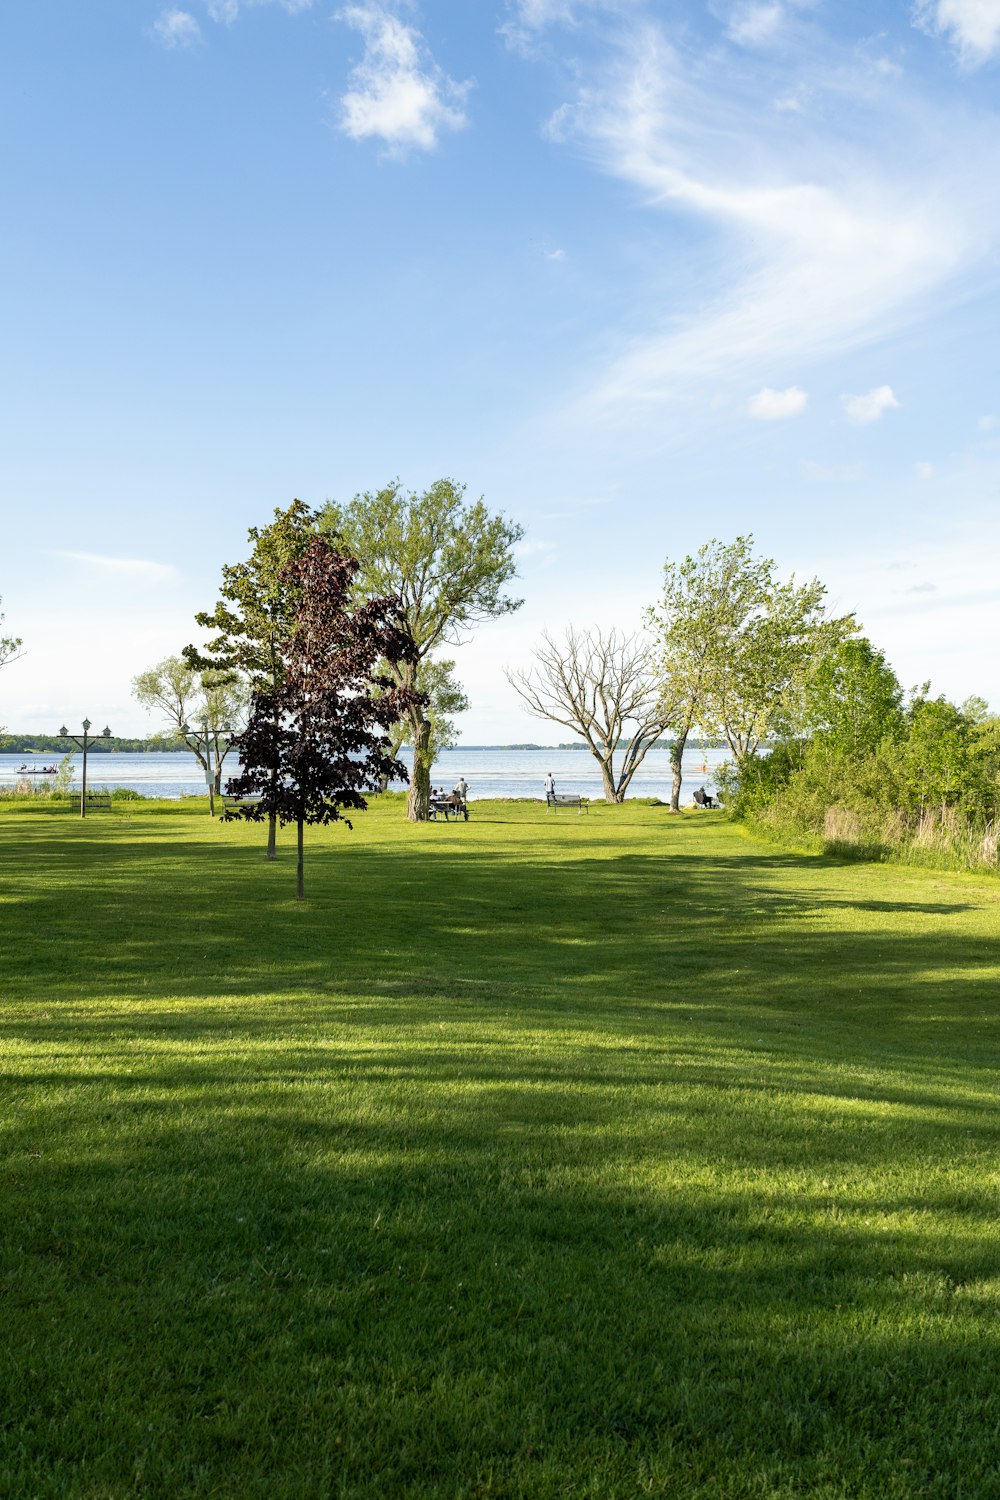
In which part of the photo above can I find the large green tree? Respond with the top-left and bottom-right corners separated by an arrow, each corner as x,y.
320,480 -> 522,820
185,499 -> 317,855
648,536 -> 853,806
380,657 -> 470,794
803,638 -> 904,760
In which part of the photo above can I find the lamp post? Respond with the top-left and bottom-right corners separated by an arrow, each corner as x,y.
59,719 -> 113,818
182,719 -> 234,817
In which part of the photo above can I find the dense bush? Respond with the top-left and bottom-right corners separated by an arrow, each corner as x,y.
727,641 -> 1000,873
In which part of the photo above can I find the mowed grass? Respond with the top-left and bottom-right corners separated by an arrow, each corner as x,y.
1,798 -> 999,1500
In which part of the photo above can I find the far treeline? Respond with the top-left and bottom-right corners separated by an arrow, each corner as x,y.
89,482 -> 992,890
0,734 -> 187,754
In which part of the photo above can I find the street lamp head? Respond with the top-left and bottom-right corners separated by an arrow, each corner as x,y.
59,725 -> 68,737
82,718 -> 91,733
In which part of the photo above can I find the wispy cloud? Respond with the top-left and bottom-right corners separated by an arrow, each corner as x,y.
842,384 -> 900,424
207,0 -> 314,21
727,3 -> 786,48
914,0 -> 1000,66
542,21 -> 998,413
55,551 -> 178,582
500,0 -> 614,51
337,4 -> 471,156
915,459 -> 935,477
152,9 -> 202,48
515,538 -> 557,559
748,384 -> 808,419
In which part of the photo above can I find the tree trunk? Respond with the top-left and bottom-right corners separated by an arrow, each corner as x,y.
670,729 -> 688,813
407,716 -> 432,822
601,760 -> 623,803
266,754 -> 277,859
296,816 -> 304,901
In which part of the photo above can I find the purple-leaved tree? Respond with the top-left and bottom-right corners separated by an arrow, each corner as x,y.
224,536 -> 418,900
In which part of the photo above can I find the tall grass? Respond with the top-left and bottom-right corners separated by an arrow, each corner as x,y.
818,802 -> 1000,873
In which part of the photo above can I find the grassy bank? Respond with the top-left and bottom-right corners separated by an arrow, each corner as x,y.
2,799 -> 999,1498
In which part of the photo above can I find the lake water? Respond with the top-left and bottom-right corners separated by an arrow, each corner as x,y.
0,744 -> 730,803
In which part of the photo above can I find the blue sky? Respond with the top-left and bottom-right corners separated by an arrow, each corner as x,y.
2,0 -> 999,740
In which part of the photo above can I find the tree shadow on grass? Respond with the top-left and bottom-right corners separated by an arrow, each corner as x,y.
3,814 -> 1000,1494
2,1085 -> 999,1499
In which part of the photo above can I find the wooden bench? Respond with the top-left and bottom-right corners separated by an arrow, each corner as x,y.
547,793 -> 589,814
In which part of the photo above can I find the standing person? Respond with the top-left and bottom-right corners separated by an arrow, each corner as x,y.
544,770 -> 555,807
453,775 -> 469,821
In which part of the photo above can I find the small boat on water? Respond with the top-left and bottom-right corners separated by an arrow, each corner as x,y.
18,764 -> 59,775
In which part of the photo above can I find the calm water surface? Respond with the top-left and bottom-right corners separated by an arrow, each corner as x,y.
0,745 -> 730,803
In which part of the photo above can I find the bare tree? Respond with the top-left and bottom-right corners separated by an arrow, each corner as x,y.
507,627 -> 669,803
132,656 -> 249,793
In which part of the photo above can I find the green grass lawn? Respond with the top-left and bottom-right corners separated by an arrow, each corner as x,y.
2,798 -> 999,1499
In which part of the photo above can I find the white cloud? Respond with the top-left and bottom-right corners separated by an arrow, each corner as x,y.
915,459 -> 935,477
979,413 -> 997,430
748,385 -> 808,419
542,23 -> 996,416
55,551 -> 178,582
727,3 -> 786,47
842,384 -> 901,424
545,246 -> 567,260
337,5 -> 471,156
152,9 -> 202,47
914,0 -> 1000,66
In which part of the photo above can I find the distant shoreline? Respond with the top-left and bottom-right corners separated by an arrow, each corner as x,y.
1,737 -> 737,754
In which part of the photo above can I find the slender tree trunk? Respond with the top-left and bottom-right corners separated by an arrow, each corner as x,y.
267,725 -> 278,858
670,729 -> 688,813
296,816 -> 304,901
601,759 -> 623,803
407,715 -> 432,822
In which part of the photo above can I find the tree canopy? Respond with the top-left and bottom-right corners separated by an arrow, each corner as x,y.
224,536 -> 417,898
186,498 -> 318,853
132,657 -> 248,794
320,479 -> 522,819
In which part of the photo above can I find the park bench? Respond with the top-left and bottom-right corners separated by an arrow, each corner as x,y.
430,795 -> 469,822
692,788 -> 718,809
85,792 -> 112,812
221,793 -> 263,813
547,793 -> 589,814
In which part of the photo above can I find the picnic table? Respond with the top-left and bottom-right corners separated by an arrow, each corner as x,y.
430,794 -> 468,822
